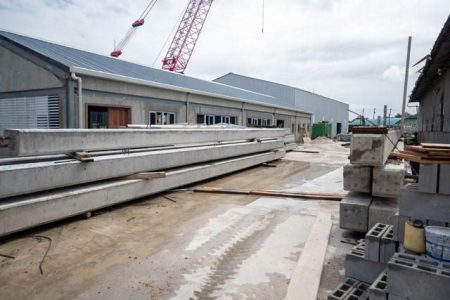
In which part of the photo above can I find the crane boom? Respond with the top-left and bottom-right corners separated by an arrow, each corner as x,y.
162,0 -> 214,73
110,0 -> 158,58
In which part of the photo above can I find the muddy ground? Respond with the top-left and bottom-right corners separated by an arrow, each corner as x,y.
0,142 -> 360,299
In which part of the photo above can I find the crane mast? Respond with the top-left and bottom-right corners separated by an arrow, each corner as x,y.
162,0 -> 214,73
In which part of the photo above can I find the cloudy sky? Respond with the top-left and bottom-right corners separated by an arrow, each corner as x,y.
1,0 -> 449,119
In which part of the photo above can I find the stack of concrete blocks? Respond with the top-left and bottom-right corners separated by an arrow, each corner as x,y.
345,238 -> 387,284
394,163 -> 450,243
386,253 -> 450,299
341,130 -> 403,233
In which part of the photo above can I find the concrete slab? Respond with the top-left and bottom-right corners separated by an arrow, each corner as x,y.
387,253 -> 450,300
343,164 -> 372,193
368,197 -> 399,229
0,150 -> 284,237
372,163 -> 405,198
0,140 -> 284,199
399,185 -> 450,223
0,128 -> 289,157
418,164 -> 439,193
340,192 -> 372,232
350,131 -> 401,166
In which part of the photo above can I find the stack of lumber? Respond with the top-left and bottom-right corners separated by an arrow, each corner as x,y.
391,143 -> 450,164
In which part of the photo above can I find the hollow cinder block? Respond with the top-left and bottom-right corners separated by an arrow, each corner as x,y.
343,164 -> 372,193
365,223 -> 389,262
393,213 -> 408,242
399,185 -> 450,224
418,164 -> 438,193
368,271 -> 387,300
343,282 -> 370,300
387,253 -> 450,300
345,249 -> 387,284
340,192 -> 373,232
380,225 -> 396,263
328,278 -> 359,300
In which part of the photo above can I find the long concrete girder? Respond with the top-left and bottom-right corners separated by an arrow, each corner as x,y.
350,130 -> 401,166
0,150 -> 285,237
0,128 -> 290,157
0,140 -> 284,199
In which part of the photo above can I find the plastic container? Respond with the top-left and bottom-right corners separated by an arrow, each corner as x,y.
404,220 -> 426,254
425,226 -> 450,262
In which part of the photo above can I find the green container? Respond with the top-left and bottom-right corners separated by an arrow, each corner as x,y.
312,123 -> 331,139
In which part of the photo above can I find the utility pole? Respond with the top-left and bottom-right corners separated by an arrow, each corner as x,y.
373,108 -> 376,120
383,105 -> 387,126
400,36 -> 412,136
362,108 -> 365,125
389,108 -> 392,120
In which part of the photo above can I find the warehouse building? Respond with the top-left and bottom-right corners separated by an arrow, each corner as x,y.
214,73 -> 349,137
0,31 -> 311,141
410,14 -> 450,143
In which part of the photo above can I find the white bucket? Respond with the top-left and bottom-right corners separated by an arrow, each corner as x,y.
425,226 -> 450,262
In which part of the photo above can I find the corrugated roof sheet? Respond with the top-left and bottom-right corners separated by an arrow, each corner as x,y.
0,30 -> 307,112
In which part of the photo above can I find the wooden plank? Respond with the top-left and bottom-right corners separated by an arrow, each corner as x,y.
390,151 -> 450,164
421,143 -> 450,149
291,149 -> 320,154
285,213 -> 332,300
351,126 -> 388,134
193,186 -> 344,201
121,171 -> 167,180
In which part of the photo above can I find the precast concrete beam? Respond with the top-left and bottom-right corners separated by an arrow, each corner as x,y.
350,130 -> 401,166
372,162 -> 405,198
343,164 -> 372,193
0,140 -> 284,198
340,192 -> 372,232
368,197 -> 399,229
0,128 -> 289,157
0,150 -> 285,237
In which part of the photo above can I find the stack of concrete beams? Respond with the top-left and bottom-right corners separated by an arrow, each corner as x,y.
340,130 -> 403,233
0,128 -> 293,237
394,163 -> 450,243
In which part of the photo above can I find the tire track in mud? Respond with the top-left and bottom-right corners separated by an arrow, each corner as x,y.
190,211 -> 285,300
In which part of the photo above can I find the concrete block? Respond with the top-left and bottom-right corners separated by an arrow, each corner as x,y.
368,197 -> 399,229
439,165 -> 450,195
380,226 -> 396,263
399,185 -> 450,224
340,192 -> 373,232
387,253 -> 450,300
344,282 -> 370,300
427,220 -> 447,226
350,131 -> 401,166
346,246 -> 387,284
418,164 -> 438,193
387,295 -> 406,300
343,164 -> 372,193
0,150 -> 285,237
0,128 -> 289,157
0,140 -> 284,199
372,163 -> 405,198
368,271 -> 387,300
365,223 -> 390,262
393,213 -> 408,243
328,278 -> 359,300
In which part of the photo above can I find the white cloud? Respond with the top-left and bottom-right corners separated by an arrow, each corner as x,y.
0,0 -> 449,116
383,65 -> 405,82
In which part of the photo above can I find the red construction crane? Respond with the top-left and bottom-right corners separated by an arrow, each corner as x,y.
110,0 -> 158,58
111,0 -> 214,74
162,0 -> 214,73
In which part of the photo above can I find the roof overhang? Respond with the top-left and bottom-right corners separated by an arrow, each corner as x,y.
70,66 -> 312,115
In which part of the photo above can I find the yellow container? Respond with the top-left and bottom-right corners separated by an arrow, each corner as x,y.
404,220 -> 426,253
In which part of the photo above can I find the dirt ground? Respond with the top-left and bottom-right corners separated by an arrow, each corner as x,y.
0,142 -> 359,300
